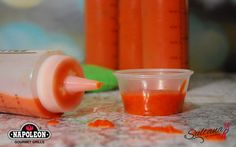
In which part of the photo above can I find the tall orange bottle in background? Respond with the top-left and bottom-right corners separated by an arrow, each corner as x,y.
85,0 -> 118,69
119,0 -> 142,69
142,0 -> 188,68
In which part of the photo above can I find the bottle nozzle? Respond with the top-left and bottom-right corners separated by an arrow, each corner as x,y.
64,76 -> 102,94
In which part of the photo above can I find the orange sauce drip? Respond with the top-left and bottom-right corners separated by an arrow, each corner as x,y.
139,125 -> 183,134
88,119 -> 115,128
47,120 -> 60,126
204,134 -> 226,142
192,131 -> 227,142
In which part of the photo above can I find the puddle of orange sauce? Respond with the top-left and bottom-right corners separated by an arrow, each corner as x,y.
47,120 -> 60,126
139,125 -> 183,134
88,119 -> 115,128
192,133 -> 227,142
204,134 -> 226,142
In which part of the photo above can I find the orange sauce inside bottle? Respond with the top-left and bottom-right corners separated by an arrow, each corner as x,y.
85,0 -> 118,69
119,0 -> 142,69
142,0 -> 188,68
0,93 -> 61,118
121,90 -> 185,116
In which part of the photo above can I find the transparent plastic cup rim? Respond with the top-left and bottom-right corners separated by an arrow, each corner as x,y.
114,69 -> 194,79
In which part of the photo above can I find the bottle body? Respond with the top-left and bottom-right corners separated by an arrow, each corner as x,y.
119,0 -> 142,69
85,0 -> 119,69
142,0 -> 188,68
0,50 -> 84,118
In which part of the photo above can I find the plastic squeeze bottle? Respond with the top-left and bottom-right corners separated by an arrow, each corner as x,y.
0,50 -> 101,118
142,0 -> 188,68
119,0 -> 142,69
85,0 -> 119,69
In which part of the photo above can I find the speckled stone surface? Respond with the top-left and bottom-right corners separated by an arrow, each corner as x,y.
0,73 -> 236,147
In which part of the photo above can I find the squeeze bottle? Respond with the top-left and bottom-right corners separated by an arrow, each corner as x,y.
0,50 -> 101,118
85,0 -> 119,69
119,0 -> 142,69
142,0 -> 188,68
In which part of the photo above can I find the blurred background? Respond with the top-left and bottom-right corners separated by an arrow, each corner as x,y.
0,0 -> 235,72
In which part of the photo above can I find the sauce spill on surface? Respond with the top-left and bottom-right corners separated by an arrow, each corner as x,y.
88,119 -> 115,128
191,132 -> 227,142
47,120 -> 60,126
139,125 -> 183,134
204,134 -> 226,142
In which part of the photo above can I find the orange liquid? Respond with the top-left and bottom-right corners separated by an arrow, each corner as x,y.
192,130 -> 227,142
142,0 -> 188,68
88,119 -> 115,128
139,125 -> 183,134
121,90 -> 185,116
85,0 -> 118,69
119,0 -> 142,69
47,120 -> 60,126
205,134 -> 226,142
0,93 -> 61,118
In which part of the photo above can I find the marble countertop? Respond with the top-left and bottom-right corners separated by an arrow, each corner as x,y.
0,73 -> 236,147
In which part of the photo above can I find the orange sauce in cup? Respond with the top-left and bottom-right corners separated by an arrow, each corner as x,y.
121,90 -> 185,116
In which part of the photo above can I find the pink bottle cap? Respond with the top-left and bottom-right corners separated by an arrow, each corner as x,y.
64,75 -> 102,94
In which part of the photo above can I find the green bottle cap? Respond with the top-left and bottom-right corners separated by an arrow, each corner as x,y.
82,64 -> 118,92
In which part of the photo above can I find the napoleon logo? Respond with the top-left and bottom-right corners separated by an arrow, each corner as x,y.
8,122 -> 51,142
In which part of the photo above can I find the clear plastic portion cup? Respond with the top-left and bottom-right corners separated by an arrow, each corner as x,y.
114,69 -> 193,116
